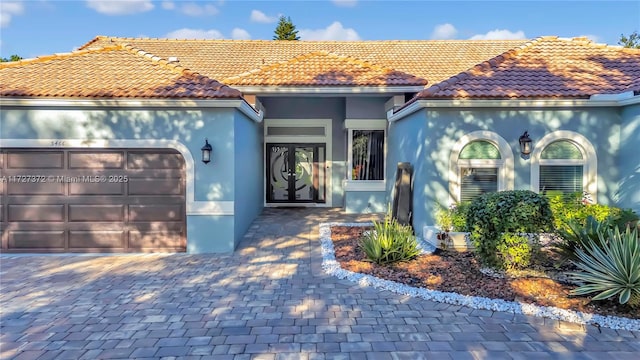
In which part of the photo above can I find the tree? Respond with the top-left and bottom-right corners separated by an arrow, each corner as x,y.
273,16 -> 300,41
618,31 -> 640,49
0,54 -> 23,62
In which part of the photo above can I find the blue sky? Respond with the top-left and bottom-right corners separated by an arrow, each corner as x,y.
1,0 -> 638,59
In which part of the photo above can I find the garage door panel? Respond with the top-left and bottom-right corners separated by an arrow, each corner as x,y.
129,230 -> 184,249
129,204 -> 183,221
128,152 -> 184,169
8,152 -> 64,169
8,205 -> 65,222
9,231 -> 66,249
128,178 -> 183,195
69,231 -> 124,249
69,182 -> 124,195
69,151 -> 124,169
2,148 -> 186,253
69,204 -> 125,222
7,182 -> 65,195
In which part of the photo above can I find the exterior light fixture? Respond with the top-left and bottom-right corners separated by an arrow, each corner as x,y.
201,138 -> 212,164
519,131 -> 533,156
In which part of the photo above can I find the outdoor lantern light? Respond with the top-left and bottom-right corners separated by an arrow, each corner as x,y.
201,138 -> 212,164
519,131 -> 533,156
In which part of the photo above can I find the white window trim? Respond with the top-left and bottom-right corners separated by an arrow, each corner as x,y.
449,131 -> 514,204
531,131 -> 597,199
344,119 -> 387,191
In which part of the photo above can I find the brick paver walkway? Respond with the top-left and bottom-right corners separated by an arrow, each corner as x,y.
1,208 -> 639,359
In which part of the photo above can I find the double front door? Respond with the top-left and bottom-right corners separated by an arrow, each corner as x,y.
266,144 -> 326,203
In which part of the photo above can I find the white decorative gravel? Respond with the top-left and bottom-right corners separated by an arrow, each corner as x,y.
320,222 -> 640,332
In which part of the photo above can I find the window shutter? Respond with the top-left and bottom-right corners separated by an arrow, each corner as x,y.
539,165 -> 583,193
460,141 -> 501,160
460,167 -> 498,202
541,141 -> 582,159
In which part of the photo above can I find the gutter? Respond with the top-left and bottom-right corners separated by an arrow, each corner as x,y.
0,97 -> 264,123
231,85 -> 426,96
388,92 -> 640,123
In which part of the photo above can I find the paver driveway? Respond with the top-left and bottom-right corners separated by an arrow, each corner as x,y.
1,208 -> 639,360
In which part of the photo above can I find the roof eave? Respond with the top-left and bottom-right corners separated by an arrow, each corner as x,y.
388,94 -> 640,122
0,97 -> 264,123
232,85 -> 426,96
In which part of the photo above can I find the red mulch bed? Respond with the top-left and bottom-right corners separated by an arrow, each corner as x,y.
330,225 -> 639,320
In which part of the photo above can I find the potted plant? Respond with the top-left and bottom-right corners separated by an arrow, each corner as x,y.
434,204 -> 453,249
434,202 -> 472,251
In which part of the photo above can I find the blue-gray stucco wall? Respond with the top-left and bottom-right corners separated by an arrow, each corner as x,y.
0,105 -> 251,253
233,111 -> 264,247
619,103 -> 640,213
387,106 -> 624,234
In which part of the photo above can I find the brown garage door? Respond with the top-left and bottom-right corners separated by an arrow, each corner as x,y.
0,148 -> 186,253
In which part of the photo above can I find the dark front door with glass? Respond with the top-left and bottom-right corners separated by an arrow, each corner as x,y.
266,144 -> 326,203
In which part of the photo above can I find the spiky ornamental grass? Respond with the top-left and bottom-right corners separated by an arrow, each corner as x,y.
359,216 -> 421,265
569,227 -> 640,306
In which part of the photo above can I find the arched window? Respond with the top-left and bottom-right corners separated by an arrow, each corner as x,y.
459,141 -> 501,202
531,131 -> 597,199
450,131 -> 514,204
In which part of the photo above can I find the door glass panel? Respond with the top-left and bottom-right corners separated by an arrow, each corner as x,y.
317,146 -> 325,202
294,146 -> 314,201
269,145 -> 289,201
267,144 -> 326,203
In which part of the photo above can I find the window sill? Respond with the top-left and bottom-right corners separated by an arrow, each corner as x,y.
343,180 -> 386,192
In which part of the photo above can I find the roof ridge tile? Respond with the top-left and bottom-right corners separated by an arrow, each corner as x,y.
222,50 -> 406,84
0,45 -> 125,68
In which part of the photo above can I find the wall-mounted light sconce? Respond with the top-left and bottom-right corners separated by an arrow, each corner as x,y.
519,131 -> 533,157
201,138 -> 212,164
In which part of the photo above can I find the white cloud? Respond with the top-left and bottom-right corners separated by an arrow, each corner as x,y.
299,21 -> 360,41
179,2 -> 219,17
332,0 -> 357,7
430,23 -> 458,40
470,29 -> 526,40
250,9 -> 277,23
165,28 -> 223,39
85,0 -> 154,15
579,34 -> 600,43
231,28 -> 251,40
1,1 -> 24,27
161,1 -> 175,10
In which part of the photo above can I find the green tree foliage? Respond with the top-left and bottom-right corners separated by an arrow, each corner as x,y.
273,16 -> 300,41
619,31 -> 640,49
0,54 -> 23,62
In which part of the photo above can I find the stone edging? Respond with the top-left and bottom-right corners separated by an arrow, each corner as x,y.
319,222 -> 640,332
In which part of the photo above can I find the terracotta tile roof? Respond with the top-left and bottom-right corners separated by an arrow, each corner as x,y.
222,51 -> 427,86
415,36 -> 640,99
80,36 -> 528,87
0,44 -> 242,99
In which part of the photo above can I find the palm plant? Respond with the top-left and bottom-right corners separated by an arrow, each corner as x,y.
569,227 -> 640,306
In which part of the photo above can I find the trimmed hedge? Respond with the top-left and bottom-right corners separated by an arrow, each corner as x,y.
467,190 -> 554,269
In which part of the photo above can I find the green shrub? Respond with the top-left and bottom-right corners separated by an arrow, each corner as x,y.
360,216 -> 421,265
451,202 -> 470,232
434,204 -> 454,232
434,202 -> 470,232
569,227 -> 640,307
546,191 -> 638,233
496,233 -> 538,270
466,190 -> 554,269
554,216 -> 613,263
